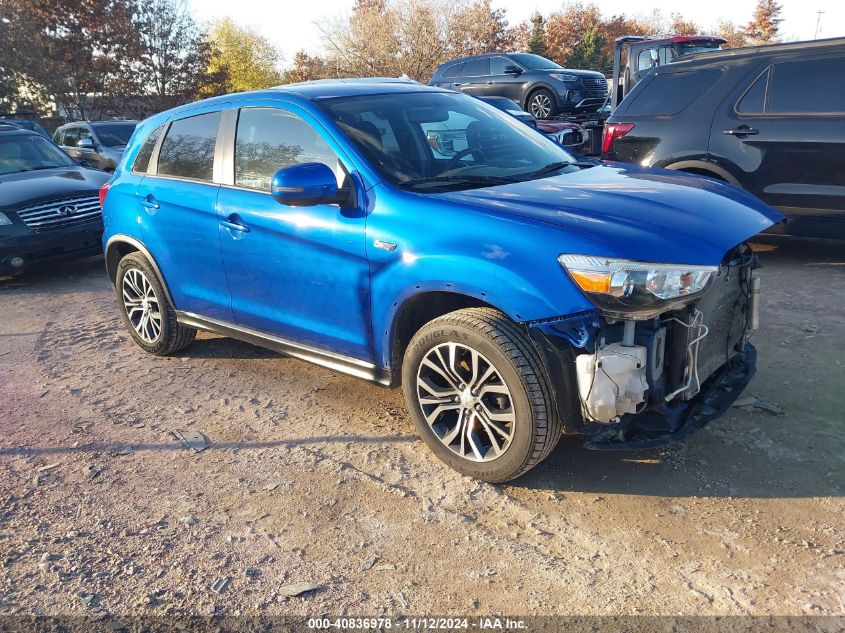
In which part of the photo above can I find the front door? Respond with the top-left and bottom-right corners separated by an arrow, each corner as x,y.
485,56 -> 524,102
216,105 -> 372,361
709,55 -> 845,219
137,108 -> 233,321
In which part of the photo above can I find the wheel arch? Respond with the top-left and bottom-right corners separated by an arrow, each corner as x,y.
523,84 -> 560,114
665,160 -> 740,186
385,289 -> 499,387
105,235 -> 176,306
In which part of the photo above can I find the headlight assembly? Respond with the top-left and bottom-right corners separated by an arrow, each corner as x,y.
559,254 -> 717,318
550,73 -> 579,82
0,212 -> 12,226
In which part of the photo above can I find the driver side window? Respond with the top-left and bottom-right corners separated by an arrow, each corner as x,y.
235,107 -> 343,192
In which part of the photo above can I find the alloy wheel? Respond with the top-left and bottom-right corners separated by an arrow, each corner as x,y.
530,93 -> 552,119
415,342 -> 516,462
121,268 -> 162,344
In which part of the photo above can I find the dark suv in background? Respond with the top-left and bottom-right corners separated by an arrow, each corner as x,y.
54,120 -> 138,171
429,53 -> 608,118
603,37 -> 845,238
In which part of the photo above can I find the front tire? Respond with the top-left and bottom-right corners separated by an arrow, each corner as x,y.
527,88 -> 557,119
115,252 -> 196,356
402,308 -> 561,482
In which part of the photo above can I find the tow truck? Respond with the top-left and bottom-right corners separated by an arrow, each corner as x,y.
566,34 -> 726,154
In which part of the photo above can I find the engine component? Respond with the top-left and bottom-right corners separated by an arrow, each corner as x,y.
576,342 -> 648,423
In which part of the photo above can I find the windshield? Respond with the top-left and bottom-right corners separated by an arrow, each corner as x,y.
507,53 -> 563,70
0,135 -> 75,175
92,122 -> 136,147
320,91 -> 575,192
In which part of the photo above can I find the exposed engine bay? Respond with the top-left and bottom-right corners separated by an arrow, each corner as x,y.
574,245 -> 760,425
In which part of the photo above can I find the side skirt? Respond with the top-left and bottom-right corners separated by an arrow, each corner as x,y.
175,311 -> 392,386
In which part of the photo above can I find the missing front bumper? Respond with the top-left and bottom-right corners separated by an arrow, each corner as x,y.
582,343 -> 756,451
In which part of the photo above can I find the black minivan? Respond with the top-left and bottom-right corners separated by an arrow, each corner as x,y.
603,37 -> 845,238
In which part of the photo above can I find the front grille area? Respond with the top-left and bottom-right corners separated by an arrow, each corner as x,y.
15,195 -> 101,231
581,77 -> 608,91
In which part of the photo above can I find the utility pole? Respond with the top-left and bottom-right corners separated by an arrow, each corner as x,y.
814,10 -> 824,39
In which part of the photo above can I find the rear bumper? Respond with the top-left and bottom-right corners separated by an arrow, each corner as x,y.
583,343 -> 756,450
0,222 -> 103,276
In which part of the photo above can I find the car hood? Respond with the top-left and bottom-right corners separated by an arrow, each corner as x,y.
0,167 -> 109,209
536,68 -> 605,80
431,163 -> 782,265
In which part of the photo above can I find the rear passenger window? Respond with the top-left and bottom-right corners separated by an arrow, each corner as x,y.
768,57 -> 845,114
235,108 -> 342,192
737,70 -> 768,114
461,59 -> 489,77
157,112 -> 220,181
442,63 -> 463,78
623,70 -> 720,116
132,125 -> 163,174
53,130 -> 64,145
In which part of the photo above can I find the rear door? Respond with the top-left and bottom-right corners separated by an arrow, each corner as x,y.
709,54 -> 845,218
485,56 -> 523,102
433,62 -> 464,90
457,58 -> 489,96
136,107 -> 233,321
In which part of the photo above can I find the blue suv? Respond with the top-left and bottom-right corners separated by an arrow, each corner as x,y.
101,79 -> 780,482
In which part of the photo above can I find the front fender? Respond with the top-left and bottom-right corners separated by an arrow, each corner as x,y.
366,186 -> 596,368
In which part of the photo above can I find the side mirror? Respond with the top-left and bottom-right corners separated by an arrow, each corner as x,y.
504,65 -> 522,75
77,137 -> 94,149
648,48 -> 659,66
271,162 -> 340,207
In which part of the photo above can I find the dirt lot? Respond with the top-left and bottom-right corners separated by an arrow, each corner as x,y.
0,238 -> 843,624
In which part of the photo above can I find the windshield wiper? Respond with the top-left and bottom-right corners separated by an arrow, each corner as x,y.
398,174 -> 520,189
528,161 -> 572,178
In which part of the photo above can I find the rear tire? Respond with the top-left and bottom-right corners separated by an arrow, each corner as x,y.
527,88 -> 558,119
115,252 -> 196,356
402,308 -> 561,482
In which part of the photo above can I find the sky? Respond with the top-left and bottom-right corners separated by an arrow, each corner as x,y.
187,0 -> 845,66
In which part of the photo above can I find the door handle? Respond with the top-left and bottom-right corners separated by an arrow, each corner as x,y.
723,127 -> 759,137
220,217 -> 250,233
140,195 -> 159,210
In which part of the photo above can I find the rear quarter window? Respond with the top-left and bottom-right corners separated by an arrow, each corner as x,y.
132,125 -> 164,174
622,69 -> 721,116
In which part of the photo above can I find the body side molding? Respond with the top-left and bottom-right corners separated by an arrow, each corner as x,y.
175,311 -> 392,386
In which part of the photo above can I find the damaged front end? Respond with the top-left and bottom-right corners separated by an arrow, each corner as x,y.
531,244 -> 761,449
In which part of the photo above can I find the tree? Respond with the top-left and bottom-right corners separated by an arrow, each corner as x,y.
564,26 -> 611,74
320,0 -> 401,77
743,0 -> 783,44
449,0 -> 513,57
205,18 -> 283,93
132,0 -> 217,108
3,0 -> 138,119
545,3 -> 602,65
527,11 -> 546,57
718,20 -> 750,48
282,51 -> 330,84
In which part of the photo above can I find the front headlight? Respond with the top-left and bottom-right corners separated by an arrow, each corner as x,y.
0,212 -> 12,226
550,73 -> 578,82
559,254 -> 717,318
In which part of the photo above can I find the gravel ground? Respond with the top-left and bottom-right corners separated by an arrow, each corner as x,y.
0,238 -> 843,623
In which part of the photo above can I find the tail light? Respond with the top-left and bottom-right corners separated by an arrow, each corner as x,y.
99,180 -> 111,209
601,122 -> 635,156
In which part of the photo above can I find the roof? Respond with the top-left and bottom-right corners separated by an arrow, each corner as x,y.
672,36 -> 845,66
0,123 -> 34,135
273,77 -> 438,100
